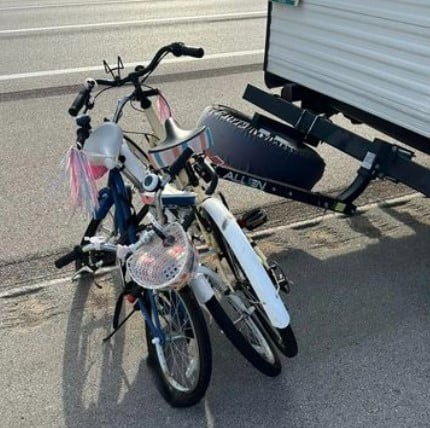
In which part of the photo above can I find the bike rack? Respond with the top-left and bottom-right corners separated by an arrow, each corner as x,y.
213,84 -> 430,214
213,163 -> 357,215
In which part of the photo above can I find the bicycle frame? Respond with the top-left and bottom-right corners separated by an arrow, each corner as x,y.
94,169 -> 136,242
93,168 -> 166,342
87,75 -> 290,329
132,96 -> 291,329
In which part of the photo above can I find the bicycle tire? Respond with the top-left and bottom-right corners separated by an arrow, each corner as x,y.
251,307 -> 298,358
203,206 -> 298,359
205,295 -> 281,377
145,286 -> 212,407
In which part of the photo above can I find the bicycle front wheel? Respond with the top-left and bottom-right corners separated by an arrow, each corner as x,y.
145,286 -> 212,407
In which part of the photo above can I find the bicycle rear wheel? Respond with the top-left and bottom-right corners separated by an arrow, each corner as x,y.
145,286 -> 212,407
250,288 -> 298,358
204,207 -> 298,359
204,292 -> 281,377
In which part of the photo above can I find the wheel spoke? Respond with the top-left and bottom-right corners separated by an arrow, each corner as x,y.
152,290 -> 201,391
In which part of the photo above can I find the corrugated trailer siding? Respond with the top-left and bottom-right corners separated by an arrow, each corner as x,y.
267,0 -> 430,137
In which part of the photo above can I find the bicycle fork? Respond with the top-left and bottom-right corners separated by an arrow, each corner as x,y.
136,291 -> 173,374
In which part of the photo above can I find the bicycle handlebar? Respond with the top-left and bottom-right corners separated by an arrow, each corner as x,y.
68,78 -> 98,116
54,246 -> 83,268
171,43 -> 204,58
68,42 -> 204,116
68,87 -> 91,117
54,242 -> 118,269
193,157 -> 218,195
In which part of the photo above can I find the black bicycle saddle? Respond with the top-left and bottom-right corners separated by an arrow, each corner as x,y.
150,117 -> 205,152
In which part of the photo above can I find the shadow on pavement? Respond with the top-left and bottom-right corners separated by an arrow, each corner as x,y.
61,204 -> 430,427
61,270 -> 289,427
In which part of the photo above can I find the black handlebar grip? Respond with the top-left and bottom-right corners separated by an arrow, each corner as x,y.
172,43 -> 204,58
180,45 -> 204,58
68,87 -> 91,117
54,246 -> 81,269
169,147 -> 194,177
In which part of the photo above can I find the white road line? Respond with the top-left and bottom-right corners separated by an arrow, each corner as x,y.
0,277 -> 71,299
0,0 -> 152,12
0,49 -> 264,81
0,11 -> 266,35
0,266 -> 118,299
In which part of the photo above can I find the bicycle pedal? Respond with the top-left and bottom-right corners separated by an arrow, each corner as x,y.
269,262 -> 292,294
237,208 -> 268,231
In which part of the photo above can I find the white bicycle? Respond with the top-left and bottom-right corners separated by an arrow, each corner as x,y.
59,43 -> 297,383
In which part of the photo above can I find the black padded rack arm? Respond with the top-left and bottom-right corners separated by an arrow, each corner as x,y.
213,164 -> 356,215
243,84 -> 430,198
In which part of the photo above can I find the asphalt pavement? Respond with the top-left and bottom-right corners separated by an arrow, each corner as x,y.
1,1 -> 430,427
1,194 -> 430,427
1,0 -> 429,265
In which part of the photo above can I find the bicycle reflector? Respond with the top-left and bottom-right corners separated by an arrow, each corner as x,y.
127,223 -> 198,290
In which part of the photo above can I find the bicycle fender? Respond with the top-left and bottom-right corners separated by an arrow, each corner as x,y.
201,197 -> 290,329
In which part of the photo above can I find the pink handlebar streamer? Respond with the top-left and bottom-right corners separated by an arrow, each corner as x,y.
63,146 -> 100,217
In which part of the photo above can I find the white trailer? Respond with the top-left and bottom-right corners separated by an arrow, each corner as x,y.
200,0 -> 430,211
264,0 -> 430,149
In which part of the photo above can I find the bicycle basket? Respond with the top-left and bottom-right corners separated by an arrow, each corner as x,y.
127,223 -> 198,290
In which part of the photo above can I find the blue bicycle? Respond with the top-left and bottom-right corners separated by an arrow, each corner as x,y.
57,156 -> 215,408
55,44 -> 215,407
